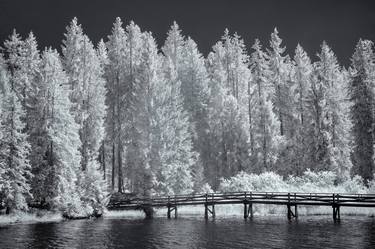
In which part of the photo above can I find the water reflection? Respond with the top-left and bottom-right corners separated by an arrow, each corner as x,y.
0,216 -> 374,248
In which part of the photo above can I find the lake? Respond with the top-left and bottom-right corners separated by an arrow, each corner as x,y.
0,214 -> 375,248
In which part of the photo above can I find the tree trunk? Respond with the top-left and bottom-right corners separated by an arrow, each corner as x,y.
111,142 -> 115,191
117,141 -> 123,193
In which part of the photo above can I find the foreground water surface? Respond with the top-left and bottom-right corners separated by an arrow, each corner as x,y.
0,214 -> 375,249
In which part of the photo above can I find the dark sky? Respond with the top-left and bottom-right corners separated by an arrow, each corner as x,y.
0,0 -> 374,66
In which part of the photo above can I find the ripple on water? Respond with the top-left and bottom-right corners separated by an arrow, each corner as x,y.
0,216 -> 374,249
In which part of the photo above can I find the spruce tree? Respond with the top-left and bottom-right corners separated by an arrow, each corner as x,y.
349,39 -> 375,182
0,57 -> 32,212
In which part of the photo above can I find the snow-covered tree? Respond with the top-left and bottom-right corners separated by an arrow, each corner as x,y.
267,28 -> 295,138
38,48 -> 82,212
105,17 -> 126,191
121,21 -> 145,193
304,42 -> 352,178
284,44 -> 313,175
178,37 -> 209,191
205,30 -> 250,189
349,39 -> 375,183
131,32 -> 159,197
96,39 -> 109,181
162,23 -> 209,191
153,58 -> 196,195
162,21 -> 184,71
62,18 -> 107,209
0,56 -> 32,212
249,39 -> 281,173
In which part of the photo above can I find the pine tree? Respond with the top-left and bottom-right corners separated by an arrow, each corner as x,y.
153,58 -> 195,195
162,21 -> 184,70
286,44 -> 313,175
162,23 -> 208,191
267,28 -> 294,137
0,56 -> 32,212
249,39 -> 281,173
178,37 -> 209,191
96,39 -> 109,181
62,18 -> 107,209
205,30 -> 250,188
305,42 -> 352,177
105,17 -> 126,191
133,32 -> 159,197
121,21 -> 145,193
39,48 -> 82,212
349,39 -> 375,183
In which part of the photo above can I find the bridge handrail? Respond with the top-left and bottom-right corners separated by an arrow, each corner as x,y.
107,191 -> 375,208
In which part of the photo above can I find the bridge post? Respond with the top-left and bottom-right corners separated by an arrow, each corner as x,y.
294,193 -> 298,219
204,194 -> 208,219
174,196 -> 178,219
250,192 -> 253,218
244,203 -> 248,219
332,194 -> 336,221
212,194 -> 216,218
287,193 -> 291,220
337,195 -> 340,220
167,195 -> 171,219
332,194 -> 340,222
249,203 -> 253,218
244,192 -> 248,219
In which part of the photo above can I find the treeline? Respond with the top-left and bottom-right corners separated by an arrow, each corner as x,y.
0,17 -> 374,215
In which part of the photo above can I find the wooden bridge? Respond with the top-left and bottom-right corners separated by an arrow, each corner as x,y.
107,192 -> 375,221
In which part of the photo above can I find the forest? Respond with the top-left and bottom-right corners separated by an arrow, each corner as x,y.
0,17 -> 374,218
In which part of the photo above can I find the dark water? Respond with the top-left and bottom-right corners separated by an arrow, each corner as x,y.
1,215 -> 375,249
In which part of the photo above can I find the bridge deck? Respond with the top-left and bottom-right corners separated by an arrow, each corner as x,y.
107,192 -> 375,220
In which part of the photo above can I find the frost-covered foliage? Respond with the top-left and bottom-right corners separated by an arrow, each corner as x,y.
0,54 -> 32,212
219,170 -> 369,194
349,39 -> 375,183
0,18 -> 374,217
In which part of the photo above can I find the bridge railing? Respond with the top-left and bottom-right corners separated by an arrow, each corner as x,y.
107,191 -> 375,209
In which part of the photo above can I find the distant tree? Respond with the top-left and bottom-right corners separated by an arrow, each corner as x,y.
153,58 -> 196,195
96,39 -> 109,181
105,17 -> 126,191
349,39 -> 375,183
205,30 -> 250,189
162,23 -> 208,191
267,28 -> 292,137
249,39 -> 281,173
178,37 -> 209,191
38,49 -> 82,211
0,56 -> 32,212
284,44 -> 313,175
162,21 -> 185,71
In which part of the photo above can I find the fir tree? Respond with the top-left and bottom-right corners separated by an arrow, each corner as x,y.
0,57 -> 32,212
349,39 -> 375,183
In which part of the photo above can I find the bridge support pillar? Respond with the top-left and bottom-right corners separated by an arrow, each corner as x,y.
333,205 -> 340,222
143,204 -> 154,219
204,203 -> 215,219
244,203 -> 247,219
287,204 -> 297,220
204,204 -> 208,219
244,202 -> 253,219
332,194 -> 340,222
167,204 -> 177,219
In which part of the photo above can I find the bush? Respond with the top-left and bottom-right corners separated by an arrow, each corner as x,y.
218,170 -> 369,194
